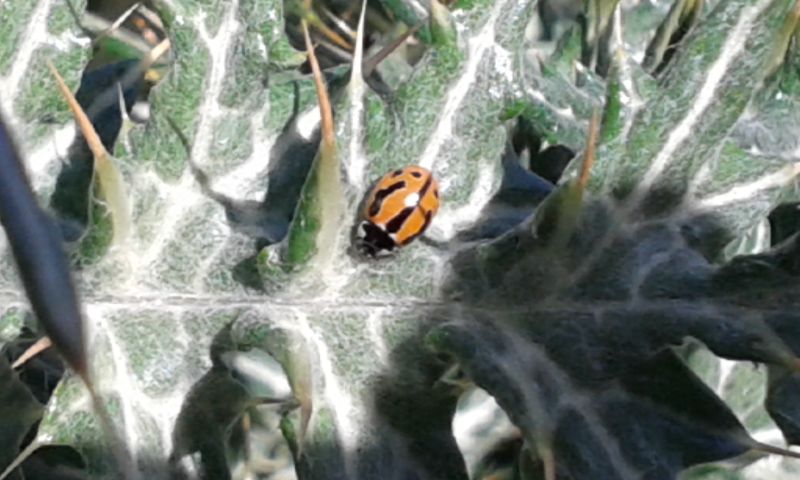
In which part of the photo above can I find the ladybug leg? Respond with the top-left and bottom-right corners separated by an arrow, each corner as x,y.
355,221 -> 396,258
418,234 -> 448,251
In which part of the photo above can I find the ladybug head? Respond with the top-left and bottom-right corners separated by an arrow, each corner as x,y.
356,221 -> 397,258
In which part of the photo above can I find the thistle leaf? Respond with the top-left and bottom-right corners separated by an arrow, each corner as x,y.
3,0 -> 800,479
48,61 -> 132,248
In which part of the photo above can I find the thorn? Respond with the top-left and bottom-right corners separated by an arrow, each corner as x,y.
362,23 -> 423,77
84,381 -> 140,480
116,83 -> 134,153
285,361 -> 313,460
320,6 -> 356,40
752,441 -> 800,460
284,336 -> 314,460
0,440 -> 40,480
139,37 -> 171,72
351,0 -> 368,80
133,4 -> 166,35
164,115 -> 228,205
536,439 -> 556,480
116,83 -> 129,124
437,363 -> 471,389
312,20 -> 354,51
130,8 -> 162,46
11,336 -> 53,369
297,396 -> 312,459
164,116 -> 193,158
578,109 -> 600,190
765,0 -> 800,77
303,20 -> 335,150
241,411 -> 252,477
299,0 -> 353,52
49,60 -> 132,246
312,37 -> 354,65
91,1 -> 142,47
47,61 -> 109,164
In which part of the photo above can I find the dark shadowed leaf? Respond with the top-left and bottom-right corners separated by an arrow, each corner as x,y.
0,115 -> 86,377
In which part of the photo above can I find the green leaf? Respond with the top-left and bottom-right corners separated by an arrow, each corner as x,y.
4,0 -> 800,479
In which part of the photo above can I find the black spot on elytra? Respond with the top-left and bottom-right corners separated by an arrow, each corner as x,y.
368,181 -> 406,217
392,169 -> 403,177
400,209 -> 432,246
386,206 -> 415,234
433,189 -> 439,199
419,175 -> 433,199
410,171 -> 423,178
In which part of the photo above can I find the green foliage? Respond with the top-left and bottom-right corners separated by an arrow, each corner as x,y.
1,0 -> 800,479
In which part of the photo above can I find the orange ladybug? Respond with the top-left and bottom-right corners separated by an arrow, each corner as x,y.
357,166 -> 440,256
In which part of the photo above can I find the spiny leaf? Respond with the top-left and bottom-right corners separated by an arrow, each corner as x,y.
598,0 -> 792,211
5,0 -> 800,479
339,0 -> 369,192
295,0 -> 354,51
581,0 -> 621,76
532,109 -> 599,251
280,20 -> 345,273
304,21 -> 336,152
764,0 -> 800,77
48,61 -> 132,248
643,0 -> 704,74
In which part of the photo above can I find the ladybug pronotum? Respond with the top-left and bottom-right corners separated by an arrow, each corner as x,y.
357,165 -> 440,257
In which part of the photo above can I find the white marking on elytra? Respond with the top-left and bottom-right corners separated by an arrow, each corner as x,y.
404,192 -> 420,207
629,0 -> 771,207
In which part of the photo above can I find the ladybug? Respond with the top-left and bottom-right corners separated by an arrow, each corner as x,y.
357,165 -> 440,257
